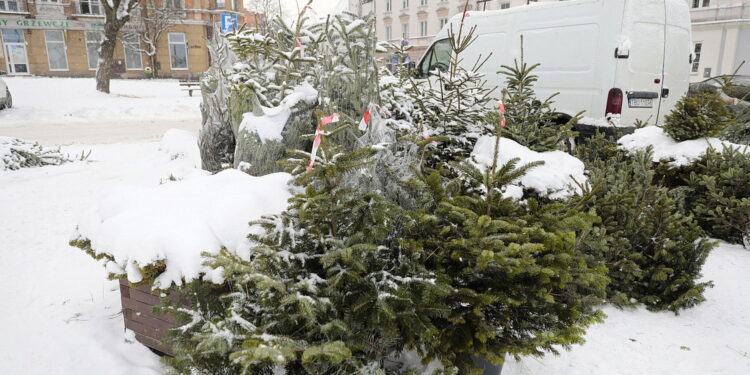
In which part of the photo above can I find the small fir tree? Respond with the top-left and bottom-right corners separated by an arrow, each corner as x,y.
497,41 -> 578,152
663,93 -> 734,141
574,139 -> 715,312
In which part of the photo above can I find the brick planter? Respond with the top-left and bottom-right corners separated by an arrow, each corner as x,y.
118,279 -> 179,356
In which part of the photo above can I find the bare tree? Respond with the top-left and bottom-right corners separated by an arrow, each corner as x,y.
245,0 -> 280,33
98,0 -> 141,93
126,0 -> 184,78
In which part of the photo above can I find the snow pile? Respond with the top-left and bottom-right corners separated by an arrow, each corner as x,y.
239,82 -> 318,143
73,170 -> 293,289
159,129 -> 200,167
618,126 -> 749,166
0,136 -> 70,171
471,136 -> 587,200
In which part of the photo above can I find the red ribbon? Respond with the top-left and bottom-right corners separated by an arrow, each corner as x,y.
498,100 -> 506,128
307,113 -> 340,172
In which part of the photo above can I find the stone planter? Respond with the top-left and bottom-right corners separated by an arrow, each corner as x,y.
118,279 -> 180,356
472,356 -> 504,375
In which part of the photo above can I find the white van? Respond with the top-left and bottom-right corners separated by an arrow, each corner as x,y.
415,0 -> 692,127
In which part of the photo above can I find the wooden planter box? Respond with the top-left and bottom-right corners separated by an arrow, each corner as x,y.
119,279 -> 179,356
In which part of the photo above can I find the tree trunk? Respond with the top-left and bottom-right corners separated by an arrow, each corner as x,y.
150,54 -> 159,78
96,4 -> 130,94
96,25 -> 119,93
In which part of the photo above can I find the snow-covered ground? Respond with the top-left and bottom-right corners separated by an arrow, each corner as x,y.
1,132 -> 749,374
0,77 -> 201,145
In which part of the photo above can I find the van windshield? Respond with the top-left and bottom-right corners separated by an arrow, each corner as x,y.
418,39 -> 451,77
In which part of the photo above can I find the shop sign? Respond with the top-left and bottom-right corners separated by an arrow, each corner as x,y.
0,18 -> 139,31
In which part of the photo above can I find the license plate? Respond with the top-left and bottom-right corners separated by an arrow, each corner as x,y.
628,98 -> 653,108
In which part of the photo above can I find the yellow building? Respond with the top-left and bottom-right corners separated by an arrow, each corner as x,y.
0,0 -> 249,78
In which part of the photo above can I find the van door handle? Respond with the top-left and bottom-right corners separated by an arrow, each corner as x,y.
662,88 -> 670,98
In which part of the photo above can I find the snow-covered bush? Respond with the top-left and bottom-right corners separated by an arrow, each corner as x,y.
656,146 -> 750,248
663,93 -> 733,142
0,137 -> 70,171
224,10 -> 379,176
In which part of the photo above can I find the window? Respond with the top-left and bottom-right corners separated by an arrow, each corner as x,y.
385,25 -> 392,40
167,0 -> 182,9
439,18 -> 447,29
420,0 -> 427,5
0,0 -> 20,11
216,0 -> 225,8
692,0 -> 709,7
417,38 -> 451,77
420,20 -> 427,36
500,2 -> 510,9
85,31 -> 103,70
123,33 -> 142,70
402,0 -> 409,9
402,23 -> 409,39
78,0 -> 102,15
168,32 -> 188,70
385,0 -> 391,12
44,30 -> 68,71
692,42 -> 702,73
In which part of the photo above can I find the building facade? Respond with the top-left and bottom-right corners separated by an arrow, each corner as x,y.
0,0 -> 250,78
687,0 -> 750,82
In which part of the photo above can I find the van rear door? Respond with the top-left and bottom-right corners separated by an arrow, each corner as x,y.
616,0 -> 667,126
660,0 -> 692,124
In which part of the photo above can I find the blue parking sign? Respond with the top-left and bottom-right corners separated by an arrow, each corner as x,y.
220,14 -> 238,34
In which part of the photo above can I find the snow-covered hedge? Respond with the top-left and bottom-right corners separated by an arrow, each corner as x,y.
0,137 -> 70,171
618,126 -> 748,166
471,136 -> 587,200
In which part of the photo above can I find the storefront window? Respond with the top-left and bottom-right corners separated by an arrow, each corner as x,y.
85,31 -> 103,70
168,33 -> 188,70
123,33 -> 143,70
1,29 -> 23,43
44,30 -> 68,71
0,0 -> 20,11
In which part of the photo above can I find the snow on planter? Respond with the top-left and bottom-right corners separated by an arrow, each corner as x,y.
73,169 -> 293,289
470,136 -> 587,200
617,126 -> 749,166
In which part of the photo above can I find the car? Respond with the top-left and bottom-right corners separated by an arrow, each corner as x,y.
416,0 -> 692,128
0,70 -> 12,110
